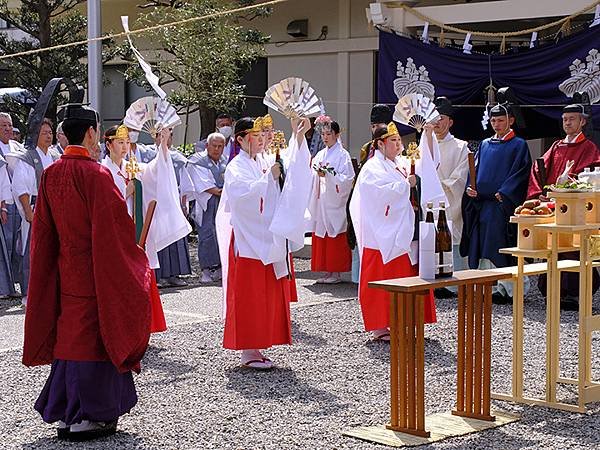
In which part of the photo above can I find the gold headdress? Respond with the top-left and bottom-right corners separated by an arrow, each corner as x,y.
261,114 -> 273,129
251,117 -> 264,132
380,121 -> 399,140
106,124 -> 130,141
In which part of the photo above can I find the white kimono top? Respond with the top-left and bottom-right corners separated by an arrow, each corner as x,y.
437,132 -> 469,243
216,136 -> 313,312
350,150 -> 415,265
101,149 -> 191,268
307,142 -> 355,238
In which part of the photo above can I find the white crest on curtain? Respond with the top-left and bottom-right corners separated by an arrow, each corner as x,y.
393,57 -> 436,100
558,49 -> 600,103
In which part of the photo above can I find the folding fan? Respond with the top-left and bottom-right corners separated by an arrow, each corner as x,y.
263,77 -> 325,119
393,93 -> 440,132
124,96 -> 181,137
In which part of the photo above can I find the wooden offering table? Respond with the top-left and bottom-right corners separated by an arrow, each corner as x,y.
344,270 -> 518,446
498,221 -> 600,412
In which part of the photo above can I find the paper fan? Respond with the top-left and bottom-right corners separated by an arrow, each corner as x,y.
263,77 -> 325,119
124,96 -> 181,137
393,93 -> 440,132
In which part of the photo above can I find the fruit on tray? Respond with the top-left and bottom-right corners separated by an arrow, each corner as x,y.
514,200 -> 553,216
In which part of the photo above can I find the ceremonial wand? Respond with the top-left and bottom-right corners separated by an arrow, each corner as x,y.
271,130 -> 286,190
468,152 -> 477,190
138,200 -> 157,248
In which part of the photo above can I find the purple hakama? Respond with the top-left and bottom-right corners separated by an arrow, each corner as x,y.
34,360 -> 137,426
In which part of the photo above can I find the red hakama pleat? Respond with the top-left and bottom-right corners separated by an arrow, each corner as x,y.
284,255 -> 298,302
311,232 -> 352,272
359,248 -> 436,331
149,271 -> 167,333
223,240 -> 292,350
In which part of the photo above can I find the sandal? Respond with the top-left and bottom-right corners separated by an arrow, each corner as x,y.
373,332 -> 391,342
241,357 -> 274,371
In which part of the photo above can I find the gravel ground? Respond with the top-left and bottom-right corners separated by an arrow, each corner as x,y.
1,254 -> 599,449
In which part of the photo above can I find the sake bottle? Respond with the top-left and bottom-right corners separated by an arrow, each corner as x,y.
435,201 -> 453,278
425,202 -> 434,223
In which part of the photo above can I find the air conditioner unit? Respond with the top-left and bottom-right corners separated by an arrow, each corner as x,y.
287,19 -> 308,38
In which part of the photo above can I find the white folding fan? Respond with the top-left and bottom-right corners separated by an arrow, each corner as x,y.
124,96 -> 181,137
393,93 -> 440,132
263,77 -> 325,119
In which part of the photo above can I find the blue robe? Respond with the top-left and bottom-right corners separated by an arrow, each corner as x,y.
460,135 -> 532,268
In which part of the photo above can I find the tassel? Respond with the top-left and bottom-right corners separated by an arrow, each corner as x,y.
439,27 -> 446,48
561,18 -> 572,36
500,35 -> 506,54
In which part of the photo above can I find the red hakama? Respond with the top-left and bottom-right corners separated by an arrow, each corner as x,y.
148,271 -> 167,333
223,241 -> 292,350
359,248 -> 436,331
284,255 -> 298,302
311,232 -> 352,272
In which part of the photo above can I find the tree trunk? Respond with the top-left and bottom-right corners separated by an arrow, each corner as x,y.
199,105 -> 216,140
36,1 -> 58,125
183,103 -> 190,147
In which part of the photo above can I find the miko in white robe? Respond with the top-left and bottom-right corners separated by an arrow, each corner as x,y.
308,124 -> 355,283
101,127 -> 191,270
350,125 -> 436,340
216,117 -> 313,369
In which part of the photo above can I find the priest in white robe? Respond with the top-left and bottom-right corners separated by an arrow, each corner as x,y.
7,119 -> 61,306
350,122 -> 437,341
432,97 -> 469,296
0,112 -> 19,299
216,116 -> 312,370
308,118 -> 355,284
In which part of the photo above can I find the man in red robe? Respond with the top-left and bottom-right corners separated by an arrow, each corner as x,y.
528,104 -> 600,199
22,105 -> 152,441
527,104 -> 600,310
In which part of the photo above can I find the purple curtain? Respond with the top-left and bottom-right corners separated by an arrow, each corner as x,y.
377,27 -> 600,141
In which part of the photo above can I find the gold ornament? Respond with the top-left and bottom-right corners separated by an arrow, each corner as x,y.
268,130 -> 286,154
125,150 -> 141,179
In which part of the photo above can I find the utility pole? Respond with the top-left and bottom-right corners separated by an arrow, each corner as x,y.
87,0 -> 102,114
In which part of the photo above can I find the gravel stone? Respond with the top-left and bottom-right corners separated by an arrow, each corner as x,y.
1,252 -> 599,449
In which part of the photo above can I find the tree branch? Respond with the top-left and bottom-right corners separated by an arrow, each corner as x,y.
49,0 -> 85,17
0,11 -> 38,37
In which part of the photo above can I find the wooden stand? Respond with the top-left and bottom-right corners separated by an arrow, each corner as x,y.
365,270 -> 514,441
497,193 -> 600,412
510,216 -> 553,250
553,191 -> 588,226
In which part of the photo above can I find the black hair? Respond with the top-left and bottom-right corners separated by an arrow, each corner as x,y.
371,123 -> 388,140
104,125 -> 119,140
330,121 -> 340,134
234,117 -> 255,135
103,125 -> 120,156
62,119 -> 97,146
372,125 -> 389,148
216,113 -> 233,122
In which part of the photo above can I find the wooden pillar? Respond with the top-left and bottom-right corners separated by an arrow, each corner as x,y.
453,282 -> 495,421
387,293 -> 430,437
